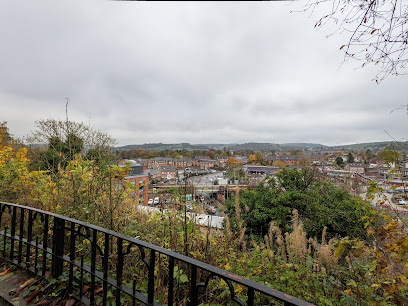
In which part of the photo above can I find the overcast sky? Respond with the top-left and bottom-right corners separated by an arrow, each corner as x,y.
1,1 -> 407,147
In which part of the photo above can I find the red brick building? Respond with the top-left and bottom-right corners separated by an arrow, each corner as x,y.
125,174 -> 149,206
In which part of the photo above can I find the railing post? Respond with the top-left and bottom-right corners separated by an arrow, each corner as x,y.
17,207 -> 25,265
168,256 -> 174,306
148,249 -> 155,305
247,287 -> 254,306
52,217 -> 65,277
42,214 -> 49,276
116,237 -> 123,306
190,265 -> 198,306
10,206 -> 17,261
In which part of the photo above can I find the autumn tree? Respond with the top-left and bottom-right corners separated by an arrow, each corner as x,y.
0,123 -> 50,206
248,154 -> 257,164
272,160 -> 287,169
227,156 -> 239,167
205,149 -> 217,159
254,152 -> 264,164
377,148 -> 400,162
359,148 -> 367,161
288,149 -> 302,156
0,122 -> 14,146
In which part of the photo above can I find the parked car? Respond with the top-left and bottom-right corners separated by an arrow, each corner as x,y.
148,199 -> 154,205
154,197 -> 160,205
398,199 -> 408,205
206,205 -> 216,215
186,204 -> 193,212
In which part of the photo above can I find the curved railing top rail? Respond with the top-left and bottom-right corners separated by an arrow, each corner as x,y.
0,201 -> 312,306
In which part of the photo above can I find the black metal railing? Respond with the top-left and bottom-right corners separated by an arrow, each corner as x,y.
0,201 -> 312,306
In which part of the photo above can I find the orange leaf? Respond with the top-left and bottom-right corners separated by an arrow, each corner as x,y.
0,267 -> 13,275
371,29 -> 377,34
340,45 -> 346,50
25,288 -> 41,304
18,278 -> 34,291
65,299 -> 76,306
94,287 -> 103,295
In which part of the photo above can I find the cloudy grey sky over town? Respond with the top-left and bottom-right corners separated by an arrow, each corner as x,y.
1,1 -> 407,147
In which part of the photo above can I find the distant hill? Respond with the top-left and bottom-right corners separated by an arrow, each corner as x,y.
215,143 -> 281,151
280,143 -> 328,149
332,141 -> 408,152
115,143 -> 212,152
115,141 -> 408,153
115,142 -> 327,152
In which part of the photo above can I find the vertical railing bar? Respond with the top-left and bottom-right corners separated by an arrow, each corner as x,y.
168,256 -> 174,306
69,222 -> 75,288
132,280 -> 136,306
34,236 -> 38,274
26,210 -> 33,268
247,287 -> 255,306
42,214 -> 49,276
148,249 -> 155,305
10,206 -> 17,261
51,217 -> 56,277
17,207 -> 25,265
90,228 -> 97,304
102,233 -> 109,306
52,217 -> 65,277
190,265 -> 198,306
3,227 -> 7,259
79,255 -> 84,299
116,237 -> 123,306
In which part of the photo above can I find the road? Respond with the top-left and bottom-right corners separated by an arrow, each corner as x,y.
362,191 -> 408,218
187,171 -> 225,187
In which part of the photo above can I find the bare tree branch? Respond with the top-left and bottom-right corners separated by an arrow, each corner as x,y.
300,0 -> 408,82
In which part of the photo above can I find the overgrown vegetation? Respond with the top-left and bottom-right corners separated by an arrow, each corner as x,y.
1,122 -> 408,305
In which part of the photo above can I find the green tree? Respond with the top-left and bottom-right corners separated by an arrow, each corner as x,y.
226,167 -> 372,240
366,149 -> 374,160
27,119 -> 115,172
335,156 -> 344,166
347,152 -> 355,163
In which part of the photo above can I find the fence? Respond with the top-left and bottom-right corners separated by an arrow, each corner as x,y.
0,201 -> 311,306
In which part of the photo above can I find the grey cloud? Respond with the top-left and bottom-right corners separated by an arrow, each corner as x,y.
0,1 -> 407,147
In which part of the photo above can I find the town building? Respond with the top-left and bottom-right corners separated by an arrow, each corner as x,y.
243,165 -> 280,175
